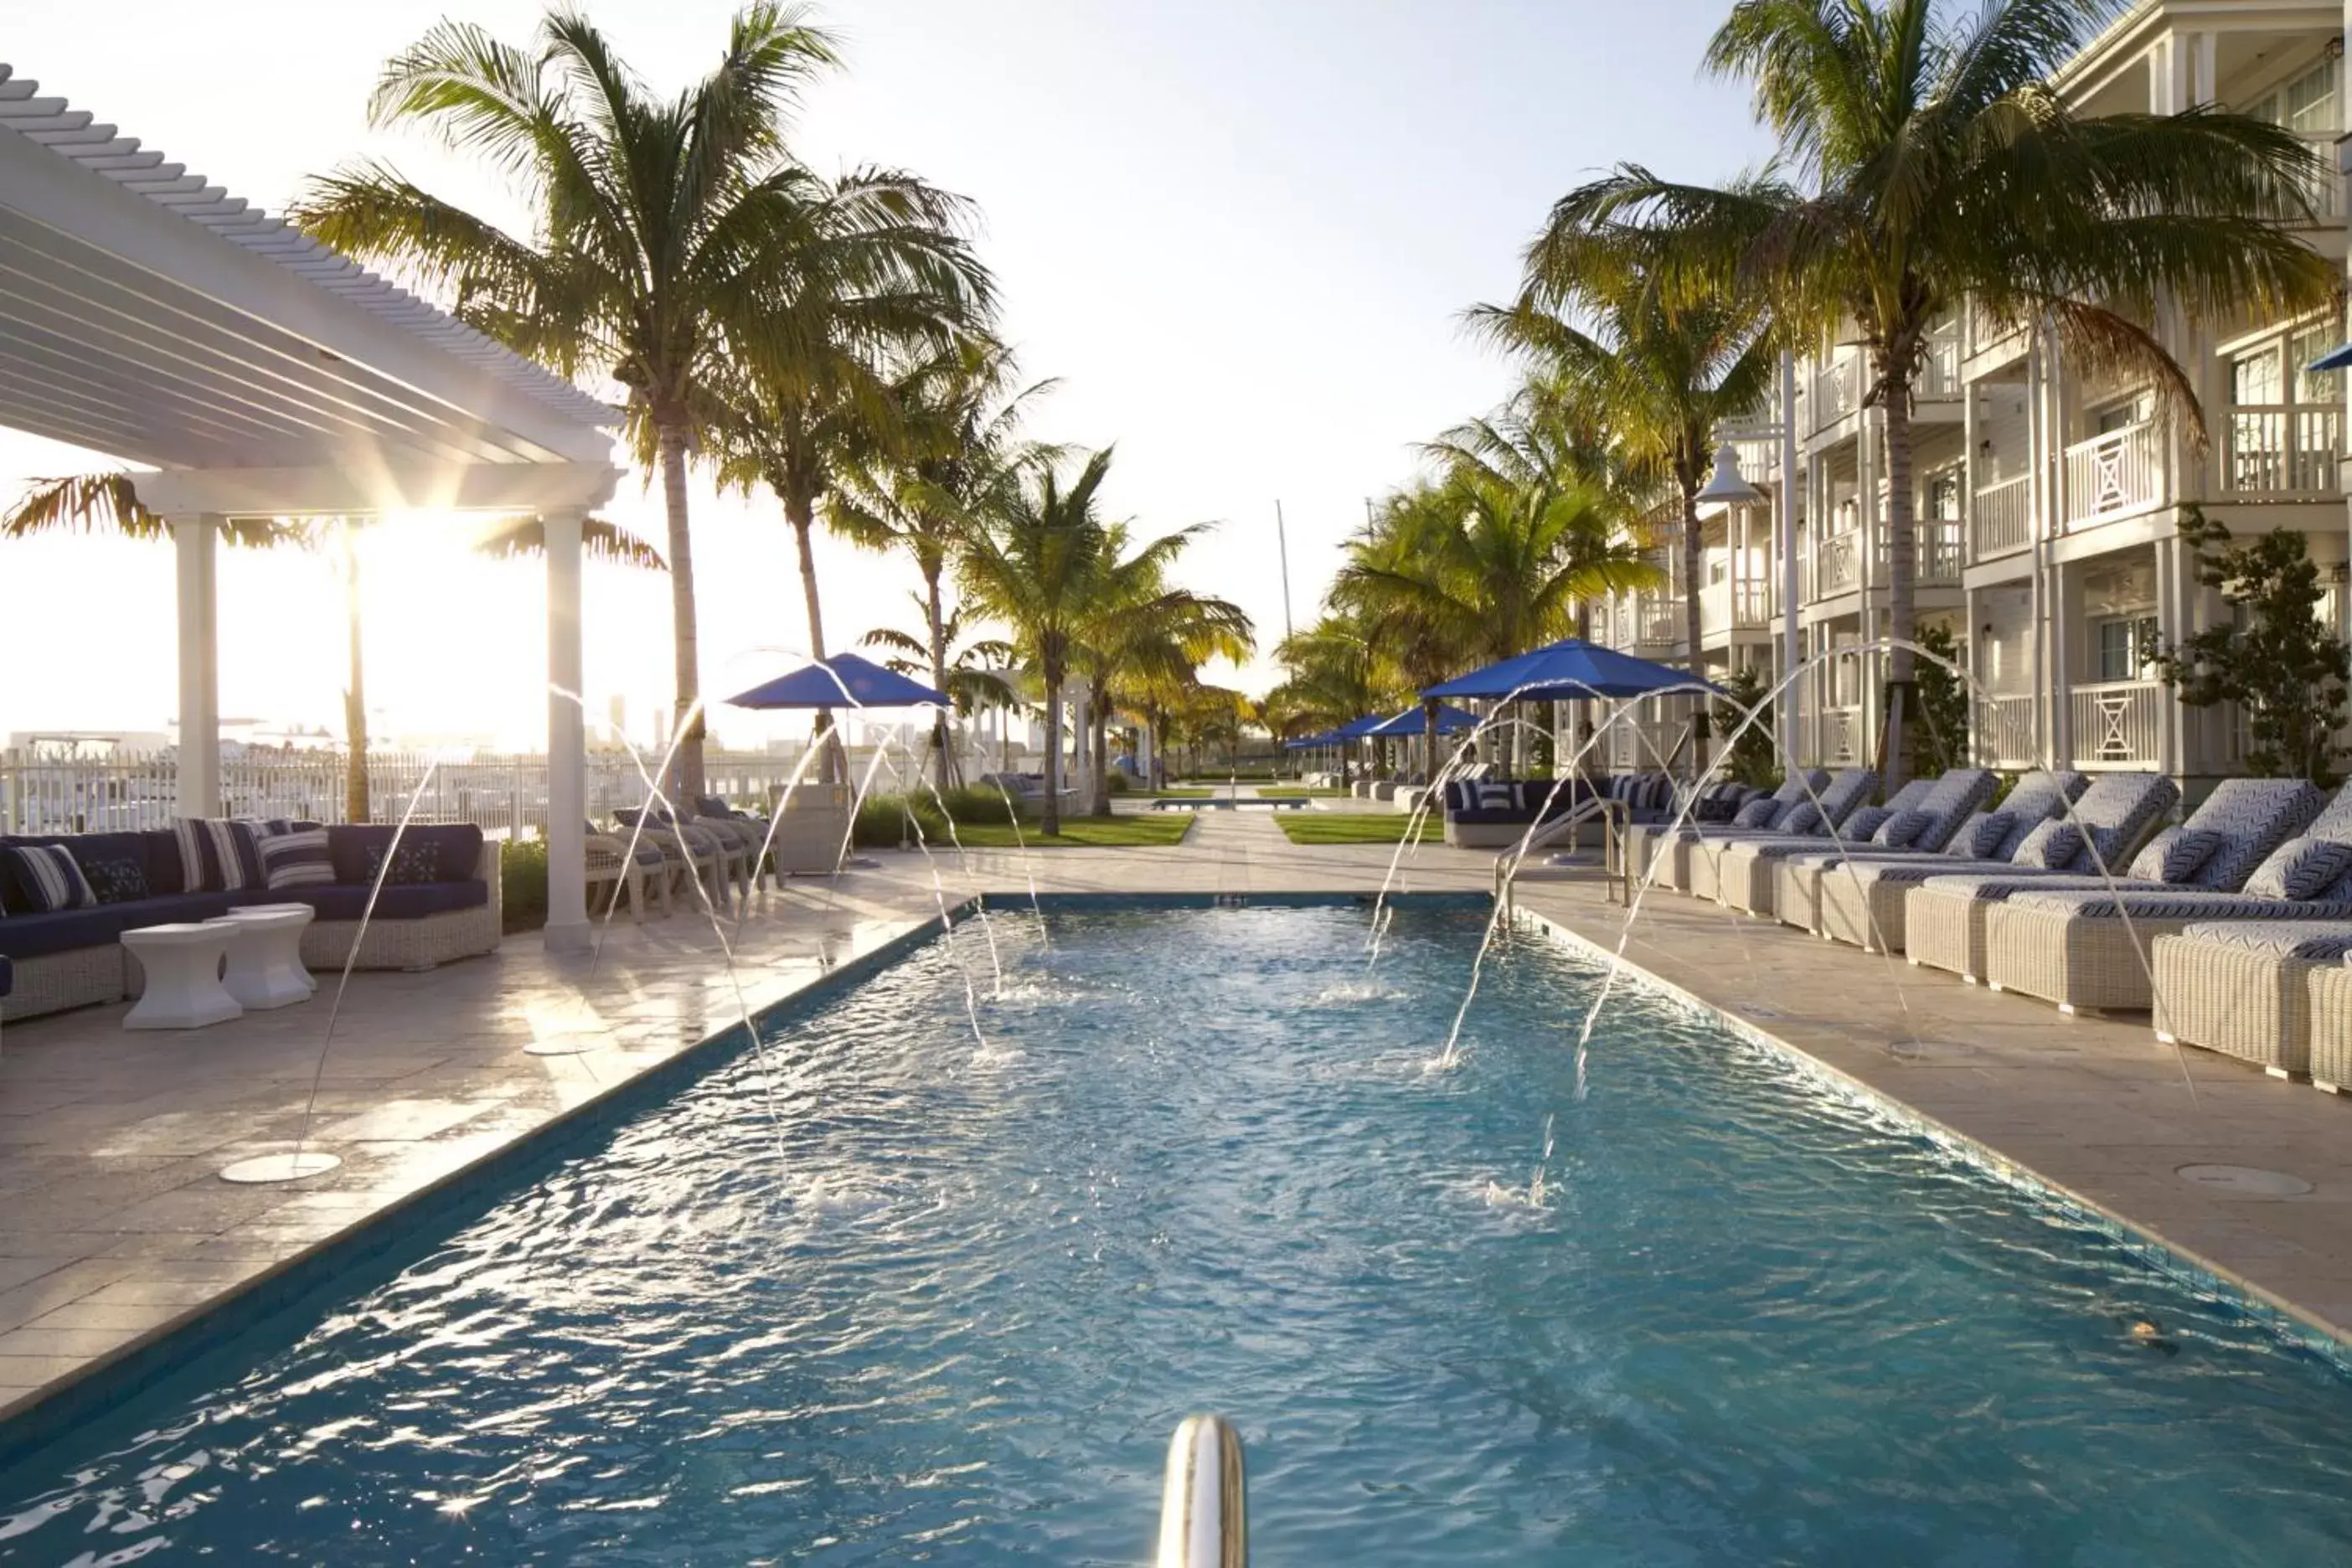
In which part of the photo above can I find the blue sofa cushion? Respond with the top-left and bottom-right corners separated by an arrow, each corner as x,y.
0,833 -> 137,911
328,824 -> 484,886
4,844 -> 98,912
74,850 -> 151,905
0,905 -> 128,959
283,880 -> 489,922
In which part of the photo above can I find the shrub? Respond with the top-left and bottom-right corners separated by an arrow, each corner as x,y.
501,837 -> 548,934
850,787 -> 1020,848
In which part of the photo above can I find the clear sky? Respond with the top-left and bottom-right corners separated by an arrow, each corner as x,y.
0,0 -> 1773,752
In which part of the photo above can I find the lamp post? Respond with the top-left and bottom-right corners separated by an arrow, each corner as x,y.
1695,443 -> 1766,774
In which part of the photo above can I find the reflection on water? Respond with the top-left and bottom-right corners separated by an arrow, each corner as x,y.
1,905 -> 2349,1565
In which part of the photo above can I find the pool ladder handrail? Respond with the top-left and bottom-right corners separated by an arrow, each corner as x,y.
1156,1414 -> 1247,1567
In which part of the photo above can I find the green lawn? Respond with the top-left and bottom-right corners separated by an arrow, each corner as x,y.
1144,787 -> 1215,798
943,814 -> 1195,848
1256,786 -> 1352,797
1276,812 -> 1432,845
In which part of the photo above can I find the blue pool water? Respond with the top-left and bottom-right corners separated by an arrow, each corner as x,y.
3,904 -> 2350,1563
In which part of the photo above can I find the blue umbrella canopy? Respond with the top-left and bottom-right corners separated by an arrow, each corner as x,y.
1364,704 -> 1478,737
1283,730 -> 1343,750
1424,638 -> 1723,702
1330,712 -> 1391,740
726,652 -> 951,709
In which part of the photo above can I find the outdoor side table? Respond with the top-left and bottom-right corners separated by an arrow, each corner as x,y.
207,905 -> 316,1009
120,924 -> 244,1030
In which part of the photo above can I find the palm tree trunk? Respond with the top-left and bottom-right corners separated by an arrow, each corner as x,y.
340,520 -> 369,824
1041,673 -> 1064,836
1880,384 -> 1917,793
924,565 -> 955,791
658,421 -> 706,803
1090,686 -> 1112,817
1682,478 -> 1709,775
787,493 -> 840,787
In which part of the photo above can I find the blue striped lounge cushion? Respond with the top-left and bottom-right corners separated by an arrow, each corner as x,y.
3,844 -> 97,912
258,828 -> 336,890
173,818 -> 263,893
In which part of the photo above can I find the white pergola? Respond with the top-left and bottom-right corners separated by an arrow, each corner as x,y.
0,64 -> 622,949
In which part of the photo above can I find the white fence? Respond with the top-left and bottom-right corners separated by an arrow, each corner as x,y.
0,746 -> 874,835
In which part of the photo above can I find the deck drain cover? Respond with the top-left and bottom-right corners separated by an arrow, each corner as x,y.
1888,1038 -> 1978,1060
2177,1163 -> 2313,1197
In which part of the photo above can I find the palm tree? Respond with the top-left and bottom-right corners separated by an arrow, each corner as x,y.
1072,528 -> 1255,813
1544,0 -> 2336,786
835,338 -> 1056,787
6,474 -> 662,821
954,449 -> 1120,834
1468,276 -> 1772,771
1267,614 -> 1393,787
861,602 -> 1019,726
291,4 -> 843,801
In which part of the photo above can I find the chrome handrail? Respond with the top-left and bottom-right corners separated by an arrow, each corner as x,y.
1155,1414 -> 1247,1567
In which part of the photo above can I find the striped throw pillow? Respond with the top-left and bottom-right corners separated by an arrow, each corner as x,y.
258,828 -> 335,890
4,844 -> 97,912
172,818 -> 262,892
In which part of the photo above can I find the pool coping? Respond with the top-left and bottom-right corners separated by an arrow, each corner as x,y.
3,884 -> 2344,1469
1509,903 -> 2352,1375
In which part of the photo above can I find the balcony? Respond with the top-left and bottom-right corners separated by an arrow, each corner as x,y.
1972,472 -> 2032,560
1917,327 -> 1962,400
2223,405 -> 2341,498
2070,678 -> 2164,768
1632,596 -> 1679,649
1701,577 -> 1776,635
2063,421 -> 2166,530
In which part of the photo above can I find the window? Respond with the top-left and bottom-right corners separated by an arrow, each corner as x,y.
2092,616 -> 2159,683
2094,396 -> 2149,434
1924,469 -> 1961,521
2293,323 -> 2342,404
2232,347 -> 2282,407
2228,319 -> 2343,493
2249,56 -> 2339,135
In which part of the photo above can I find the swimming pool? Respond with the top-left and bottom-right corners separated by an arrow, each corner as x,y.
2,902 -> 2349,1563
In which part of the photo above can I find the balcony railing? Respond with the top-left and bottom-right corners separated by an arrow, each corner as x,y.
1634,597 -> 1679,647
1701,578 -> 1777,633
1917,329 -> 1962,399
1813,704 -> 1865,766
2063,422 -> 2165,529
1811,357 -> 1862,431
1813,532 -> 1862,597
2224,405 -> 2341,497
2070,678 -> 2164,767
1972,472 -> 2032,560
1973,694 -> 2038,768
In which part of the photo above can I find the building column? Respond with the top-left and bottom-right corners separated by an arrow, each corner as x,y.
173,513 -> 221,818
1856,410 -> 1881,756
544,508 -> 591,954
1778,351 -> 1803,764
2050,557 -> 2076,766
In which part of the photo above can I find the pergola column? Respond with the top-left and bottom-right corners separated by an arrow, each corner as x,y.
544,508 -> 591,953
173,513 -> 220,818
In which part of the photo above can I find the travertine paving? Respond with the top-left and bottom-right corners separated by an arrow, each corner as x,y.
2,804 -> 2349,1436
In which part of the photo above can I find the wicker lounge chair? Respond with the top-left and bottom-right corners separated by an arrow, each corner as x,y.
1685,769 -> 1880,901
1712,770 -> 1999,917
1626,771 -> 1832,892
584,826 -> 671,919
1775,770 -> 2086,938
2306,959 -> 2352,1091
1980,781 -> 2341,1014
1862,766 -> 2173,963
2149,921 -> 2352,1075
1906,775 -> 2302,984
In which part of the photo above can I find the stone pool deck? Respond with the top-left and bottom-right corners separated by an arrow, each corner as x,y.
1,805 -> 2349,1432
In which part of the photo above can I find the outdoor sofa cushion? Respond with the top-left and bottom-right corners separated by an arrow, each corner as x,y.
328,824 -> 485,886
286,881 -> 489,923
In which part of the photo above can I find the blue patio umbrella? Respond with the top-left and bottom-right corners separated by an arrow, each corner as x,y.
2309,342 -> 2352,374
1364,704 -> 1478,738
1330,712 -> 1391,740
1283,730 -> 1342,750
1423,638 -> 1723,703
726,651 -> 951,710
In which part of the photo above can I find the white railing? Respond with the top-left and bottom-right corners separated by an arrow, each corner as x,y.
1918,328 -> 1962,398
1897,519 -> 1965,584
2224,405 -> 2341,496
0,745 -> 864,835
1965,303 -> 2025,359
1972,472 -> 2032,560
1635,597 -> 1680,647
1814,704 -> 1865,766
1974,694 -> 2039,767
1811,356 -> 1862,431
2069,679 -> 2164,766
1700,578 -> 1776,634
2063,421 -> 2166,529
1813,531 -> 1861,597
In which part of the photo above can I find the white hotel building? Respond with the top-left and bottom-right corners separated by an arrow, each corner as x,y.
1587,0 -> 2349,794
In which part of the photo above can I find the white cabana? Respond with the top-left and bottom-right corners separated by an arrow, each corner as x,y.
0,64 -> 622,949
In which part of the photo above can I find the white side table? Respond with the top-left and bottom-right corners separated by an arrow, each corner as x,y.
120,924 -> 244,1030
207,905 -> 316,1009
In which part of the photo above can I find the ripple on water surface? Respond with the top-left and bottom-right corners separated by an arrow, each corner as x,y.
2,905 -> 2349,1564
